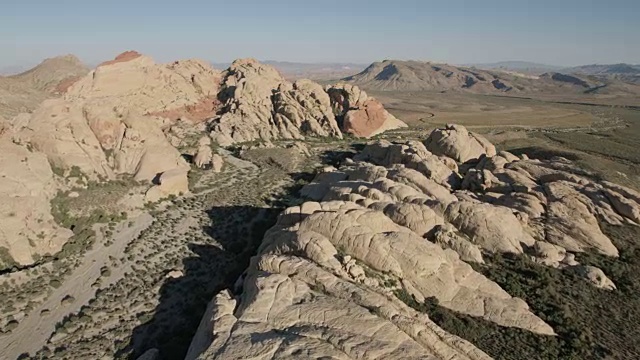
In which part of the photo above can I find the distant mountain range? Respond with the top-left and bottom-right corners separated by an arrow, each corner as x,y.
561,64 -> 640,84
469,61 -> 640,78
212,60 -> 368,80
563,63 -> 640,75
342,60 -> 640,103
465,61 -> 563,75
0,55 -> 89,118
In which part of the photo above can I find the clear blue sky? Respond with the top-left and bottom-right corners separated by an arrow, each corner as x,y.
1,0 -> 638,68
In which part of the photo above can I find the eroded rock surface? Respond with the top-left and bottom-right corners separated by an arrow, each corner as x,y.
0,138 -> 73,267
209,59 -> 343,146
14,52 -> 215,181
425,124 -> 496,163
191,124 -> 640,359
327,83 -> 407,137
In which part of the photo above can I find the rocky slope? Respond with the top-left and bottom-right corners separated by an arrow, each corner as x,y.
209,59 -> 405,146
188,124 -> 640,359
0,53 -> 403,270
562,64 -> 640,85
343,60 -> 640,98
0,55 -> 89,118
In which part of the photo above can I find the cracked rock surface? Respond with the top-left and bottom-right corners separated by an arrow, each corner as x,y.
188,124 -> 640,359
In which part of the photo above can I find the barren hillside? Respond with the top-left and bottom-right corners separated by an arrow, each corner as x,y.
343,60 -> 640,103
0,55 -> 89,118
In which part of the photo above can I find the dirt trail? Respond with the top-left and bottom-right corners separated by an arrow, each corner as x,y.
0,213 -> 153,359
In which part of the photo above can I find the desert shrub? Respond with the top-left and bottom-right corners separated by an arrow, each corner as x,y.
5,319 -> 19,332
0,247 -> 17,271
61,295 -> 76,306
100,266 -> 111,278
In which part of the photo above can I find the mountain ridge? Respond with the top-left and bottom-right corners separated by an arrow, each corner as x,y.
341,59 -> 640,102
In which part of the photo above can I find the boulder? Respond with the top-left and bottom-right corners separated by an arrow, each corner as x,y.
433,224 -> 485,263
326,83 -> 407,137
211,154 -> 224,173
145,168 -> 189,202
444,201 -> 536,254
194,137 -> 213,169
571,265 -> 616,291
424,124 -> 496,163
532,241 -> 568,267
544,181 -> 618,256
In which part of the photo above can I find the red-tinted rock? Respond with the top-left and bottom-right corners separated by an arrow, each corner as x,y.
98,51 -> 142,67
343,99 -> 388,137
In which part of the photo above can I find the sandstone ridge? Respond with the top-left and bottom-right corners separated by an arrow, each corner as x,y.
188,124 -> 640,359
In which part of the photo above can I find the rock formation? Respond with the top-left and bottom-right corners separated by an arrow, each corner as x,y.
0,133 -> 73,267
326,83 -> 407,137
194,137 -> 213,169
12,51 -> 216,181
209,59 -> 342,146
1,53 -> 407,269
0,52 -> 216,268
208,60 -> 405,146
145,168 -> 189,202
190,124 -> 640,359
424,124 -> 496,163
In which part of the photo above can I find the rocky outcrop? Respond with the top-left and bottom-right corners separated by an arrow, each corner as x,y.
191,124 -> 640,359
424,124 -> 496,163
0,52 -> 216,267
571,265 -> 616,291
326,83 -> 407,137
209,59 -> 342,146
145,168 -> 189,202
0,138 -> 73,267
194,137 -> 213,169
208,61 -> 405,146
12,52 -> 215,181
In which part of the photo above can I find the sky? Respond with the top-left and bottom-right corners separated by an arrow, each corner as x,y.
1,0 -> 639,69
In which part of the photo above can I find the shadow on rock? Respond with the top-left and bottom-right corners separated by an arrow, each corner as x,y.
507,146 -> 580,161
319,143 -> 364,167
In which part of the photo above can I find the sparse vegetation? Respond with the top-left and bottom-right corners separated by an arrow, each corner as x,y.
61,295 -> 76,305
393,221 -> 640,359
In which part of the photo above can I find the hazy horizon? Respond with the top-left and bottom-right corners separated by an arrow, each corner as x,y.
2,0 -> 639,69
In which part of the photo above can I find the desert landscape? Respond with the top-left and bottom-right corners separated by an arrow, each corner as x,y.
1,2 -> 640,359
